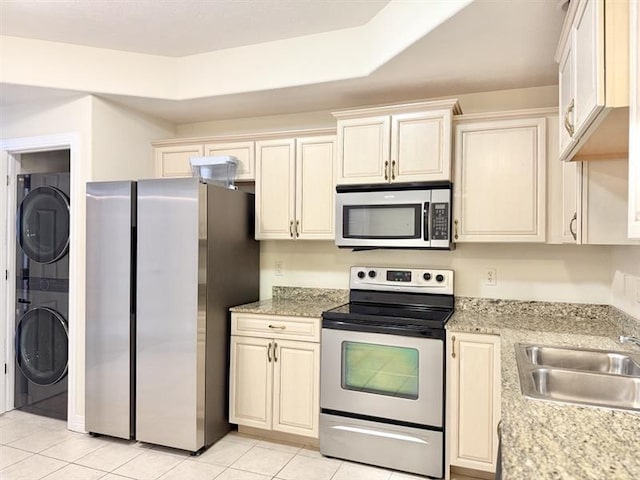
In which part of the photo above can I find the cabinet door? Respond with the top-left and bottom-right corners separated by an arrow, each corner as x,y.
582,159 -> 640,245
391,110 -> 452,182
272,340 -> 320,438
454,118 -> 546,242
562,161 -> 582,243
296,136 -> 336,240
558,42 -> 576,157
448,332 -> 500,473
204,141 -> 255,181
229,336 -> 273,430
336,116 -> 390,185
255,139 -> 296,239
573,0 -> 604,138
154,145 -> 204,178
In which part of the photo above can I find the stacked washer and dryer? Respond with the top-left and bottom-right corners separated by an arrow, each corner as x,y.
14,172 -> 70,420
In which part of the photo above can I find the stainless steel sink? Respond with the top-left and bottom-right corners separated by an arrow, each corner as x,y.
515,344 -> 640,412
523,345 -> 640,376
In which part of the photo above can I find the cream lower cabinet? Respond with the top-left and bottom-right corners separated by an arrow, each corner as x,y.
229,313 -> 320,438
454,116 -> 546,242
255,136 -> 335,240
447,331 -> 501,474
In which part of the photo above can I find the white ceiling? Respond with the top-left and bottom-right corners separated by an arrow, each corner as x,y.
0,0 -> 566,124
0,0 -> 390,57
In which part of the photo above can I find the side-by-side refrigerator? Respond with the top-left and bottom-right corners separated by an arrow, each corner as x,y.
86,177 -> 259,452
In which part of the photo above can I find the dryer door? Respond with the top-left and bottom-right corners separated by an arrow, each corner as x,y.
17,186 -> 70,264
15,307 -> 69,386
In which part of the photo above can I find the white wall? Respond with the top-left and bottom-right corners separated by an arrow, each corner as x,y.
610,245 -> 640,319
175,85 -> 558,138
259,241 -> 612,304
91,97 -> 174,181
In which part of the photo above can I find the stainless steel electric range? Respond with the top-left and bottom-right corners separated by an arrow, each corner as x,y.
320,266 -> 454,479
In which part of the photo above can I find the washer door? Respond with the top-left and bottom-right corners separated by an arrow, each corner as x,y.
15,307 -> 69,386
17,186 -> 70,264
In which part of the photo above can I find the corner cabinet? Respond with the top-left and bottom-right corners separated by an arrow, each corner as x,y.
556,0 -> 629,161
153,140 -> 255,180
630,0 -> 640,238
447,331 -> 501,474
333,100 -> 461,185
453,115 -> 547,242
229,313 -> 320,438
255,135 -> 336,240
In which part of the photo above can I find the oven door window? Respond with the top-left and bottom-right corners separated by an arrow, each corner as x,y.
341,341 -> 419,399
343,204 -> 421,239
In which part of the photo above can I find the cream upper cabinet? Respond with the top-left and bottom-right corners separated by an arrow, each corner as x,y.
333,100 -> 460,185
581,159 -> 640,245
229,313 -> 321,439
556,0 -> 629,161
453,116 -> 546,243
629,0 -> 640,238
256,136 -> 336,240
153,140 -> 255,181
204,141 -> 255,181
561,161 -> 581,243
155,144 -> 204,178
447,332 -> 501,474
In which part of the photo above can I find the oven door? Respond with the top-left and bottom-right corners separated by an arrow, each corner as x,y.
321,327 -> 444,428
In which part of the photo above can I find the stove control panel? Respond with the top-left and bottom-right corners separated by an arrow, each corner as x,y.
350,266 -> 454,295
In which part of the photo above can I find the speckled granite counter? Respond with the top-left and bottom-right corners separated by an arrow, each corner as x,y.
448,299 -> 640,480
230,286 -> 348,318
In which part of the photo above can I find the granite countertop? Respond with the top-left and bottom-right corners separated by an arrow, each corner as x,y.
230,286 -> 348,318
448,299 -> 640,480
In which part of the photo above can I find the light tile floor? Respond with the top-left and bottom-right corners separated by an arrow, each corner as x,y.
0,410 -> 435,480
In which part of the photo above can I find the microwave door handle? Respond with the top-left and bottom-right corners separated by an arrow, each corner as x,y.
423,202 -> 430,242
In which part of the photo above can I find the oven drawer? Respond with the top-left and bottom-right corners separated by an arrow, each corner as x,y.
232,313 -> 320,341
320,413 -> 443,478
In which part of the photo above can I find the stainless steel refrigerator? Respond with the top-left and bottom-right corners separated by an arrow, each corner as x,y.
85,177 -> 259,452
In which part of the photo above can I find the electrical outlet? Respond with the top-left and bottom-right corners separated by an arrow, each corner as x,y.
275,261 -> 284,276
485,268 -> 497,286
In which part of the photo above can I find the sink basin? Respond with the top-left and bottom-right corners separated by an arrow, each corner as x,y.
523,345 -> 640,376
515,343 -> 640,412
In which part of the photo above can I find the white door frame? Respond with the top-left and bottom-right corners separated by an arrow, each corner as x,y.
1,133 -> 85,432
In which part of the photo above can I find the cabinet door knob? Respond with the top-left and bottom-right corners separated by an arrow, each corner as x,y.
295,220 -> 300,238
273,343 -> 278,362
384,161 -> 389,181
451,335 -> 456,358
569,212 -> 577,241
289,220 -> 294,238
267,342 -> 272,362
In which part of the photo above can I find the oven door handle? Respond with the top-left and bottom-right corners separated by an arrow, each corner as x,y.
423,202 -> 430,242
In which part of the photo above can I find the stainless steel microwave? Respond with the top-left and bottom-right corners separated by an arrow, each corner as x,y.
335,182 -> 453,250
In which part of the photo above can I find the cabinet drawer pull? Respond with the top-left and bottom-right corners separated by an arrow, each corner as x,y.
295,220 -> 300,238
274,342 -> 278,362
267,342 -> 272,362
384,161 -> 389,180
268,324 -> 287,330
563,98 -> 575,137
454,220 -> 459,240
569,212 -> 577,240
391,160 -> 396,181
451,335 -> 456,358
497,420 -> 502,437
289,220 -> 294,238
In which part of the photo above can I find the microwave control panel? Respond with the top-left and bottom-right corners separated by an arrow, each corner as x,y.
431,203 -> 449,240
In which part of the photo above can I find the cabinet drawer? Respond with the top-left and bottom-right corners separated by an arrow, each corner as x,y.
232,313 -> 320,342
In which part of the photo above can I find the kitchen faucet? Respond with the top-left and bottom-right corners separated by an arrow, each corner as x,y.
619,336 -> 640,348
